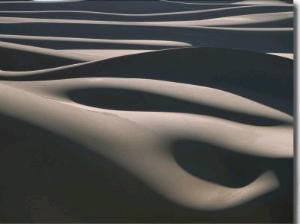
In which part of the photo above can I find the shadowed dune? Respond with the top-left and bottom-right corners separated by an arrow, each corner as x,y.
0,41 -> 87,70
0,111 -> 293,223
0,12 -> 293,28
172,139 -> 292,188
0,81 -> 293,222
0,22 -> 292,52
0,5 -> 293,21
0,1 -> 293,222
0,47 -> 293,114
0,34 -> 191,50
0,1 -> 247,13
67,87 -> 291,126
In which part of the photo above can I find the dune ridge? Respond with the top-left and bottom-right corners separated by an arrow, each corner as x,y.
0,5 -> 293,20
0,1 -> 293,223
0,23 -> 292,52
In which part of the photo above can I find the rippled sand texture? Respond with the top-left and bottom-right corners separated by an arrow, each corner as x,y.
0,0 -> 293,222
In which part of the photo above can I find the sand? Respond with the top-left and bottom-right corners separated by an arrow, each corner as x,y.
0,0 -> 293,222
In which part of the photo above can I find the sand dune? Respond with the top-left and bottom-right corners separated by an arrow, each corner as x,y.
0,12 -> 293,28
0,34 -> 192,50
162,0 -> 292,5
0,1 -> 293,223
0,1 -> 249,13
0,5 -> 292,21
0,21 -> 292,52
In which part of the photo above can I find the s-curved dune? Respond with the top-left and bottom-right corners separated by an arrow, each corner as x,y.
0,0 -> 293,223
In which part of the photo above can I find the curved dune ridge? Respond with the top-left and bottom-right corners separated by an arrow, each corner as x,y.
0,0 -> 293,223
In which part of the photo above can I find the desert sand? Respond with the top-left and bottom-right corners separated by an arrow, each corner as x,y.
0,0 -> 293,222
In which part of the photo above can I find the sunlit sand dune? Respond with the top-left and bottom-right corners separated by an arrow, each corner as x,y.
0,0 -> 293,222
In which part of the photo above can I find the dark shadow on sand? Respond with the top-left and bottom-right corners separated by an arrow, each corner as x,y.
0,47 -> 293,115
0,1 -> 245,13
0,22 -> 293,53
0,5 -> 292,22
0,113 -> 293,223
68,87 -> 291,126
0,45 -> 81,71
0,38 -> 180,50
172,139 -> 292,188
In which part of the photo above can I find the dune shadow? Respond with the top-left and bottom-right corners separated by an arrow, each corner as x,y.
171,138 -> 293,222
0,38 -> 177,50
68,87 -> 290,126
0,22 -> 293,53
0,45 -> 81,71
0,113 -> 293,222
171,139 -> 292,188
0,5 -> 292,22
219,17 -> 293,28
79,47 -> 292,115
0,1 -> 244,13
0,113 -> 199,222
0,47 -> 293,115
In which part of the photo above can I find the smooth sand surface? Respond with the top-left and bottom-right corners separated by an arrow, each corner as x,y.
0,0 -> 293,222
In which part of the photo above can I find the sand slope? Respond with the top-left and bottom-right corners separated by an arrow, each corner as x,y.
0,1 -> 293,223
